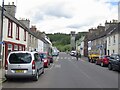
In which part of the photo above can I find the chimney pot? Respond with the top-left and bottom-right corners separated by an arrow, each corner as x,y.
8,2 -> 10,5
12,2 -> 14,5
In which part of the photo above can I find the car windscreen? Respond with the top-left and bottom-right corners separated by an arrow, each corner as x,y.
9,53 -> 32,64
40,53 -> 47,59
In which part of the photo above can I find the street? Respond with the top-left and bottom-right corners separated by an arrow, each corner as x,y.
2,52 -> 119,88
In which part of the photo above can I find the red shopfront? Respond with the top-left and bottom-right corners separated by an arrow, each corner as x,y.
4,41 -> 26,61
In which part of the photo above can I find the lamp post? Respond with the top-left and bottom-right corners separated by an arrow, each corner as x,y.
0,0 -> 4,68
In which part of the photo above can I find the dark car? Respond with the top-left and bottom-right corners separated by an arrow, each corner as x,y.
96,55 -> 110,67
108,54 -> 120,71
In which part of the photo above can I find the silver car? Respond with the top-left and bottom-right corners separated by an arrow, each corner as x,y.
5,51 -> 44,81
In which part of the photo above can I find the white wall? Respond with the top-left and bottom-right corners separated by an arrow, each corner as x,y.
107,33 -> 119,55
38,39 -> 44,52
3,18 -> 28,46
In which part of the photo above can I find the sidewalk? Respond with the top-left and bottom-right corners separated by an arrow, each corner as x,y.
0,68 -> 6,84
80,56 -> 88,61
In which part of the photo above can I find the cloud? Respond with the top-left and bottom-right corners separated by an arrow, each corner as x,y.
1,0 -> 118,34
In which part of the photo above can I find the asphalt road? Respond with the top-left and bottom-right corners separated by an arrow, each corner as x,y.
2,52 -> 119,88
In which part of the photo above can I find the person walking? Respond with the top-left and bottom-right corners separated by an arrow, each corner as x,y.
76,51 -> 79,61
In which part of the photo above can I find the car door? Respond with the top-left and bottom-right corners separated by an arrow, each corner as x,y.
111,55 -> 117,68
114,55 -> 120,69
34,53 -> 42,73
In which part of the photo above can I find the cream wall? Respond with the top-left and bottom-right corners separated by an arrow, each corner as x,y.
107,33 -> 119,55
3,18 -> 28,47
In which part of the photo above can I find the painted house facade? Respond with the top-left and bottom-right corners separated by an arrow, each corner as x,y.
87,20 -> 119,56
107,23 -> 120,55
0,3 -> 52,67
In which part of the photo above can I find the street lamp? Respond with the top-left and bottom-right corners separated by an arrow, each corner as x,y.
0,0 -> 4,67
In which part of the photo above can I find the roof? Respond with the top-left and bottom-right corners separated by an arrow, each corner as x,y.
0,6 -> 51,44
88,23 -> 119,41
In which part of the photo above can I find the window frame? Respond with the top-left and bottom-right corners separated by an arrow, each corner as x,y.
8,19 -> 13,38
16,24 -> 20,40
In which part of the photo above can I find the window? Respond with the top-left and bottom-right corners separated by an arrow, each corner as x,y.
8,44 -> 12,55
34,53 -> 39,61
8,19 -> 13,38
9,53 -> 32,64
109,37 -> 110,44
107,50 -> 110,55
113,35 -> 116,44
16,25 -> 19,40
113,50 -> 115,53
24,30 -> 26,41
14,45 -> 18,51
19,46 -> 22,51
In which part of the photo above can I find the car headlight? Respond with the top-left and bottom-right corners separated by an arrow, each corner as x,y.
44,59 -> 47,62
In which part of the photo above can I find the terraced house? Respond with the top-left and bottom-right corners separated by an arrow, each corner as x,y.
87,20 -> 119,56
107,21 -> 120,55
0,2 -> 52,67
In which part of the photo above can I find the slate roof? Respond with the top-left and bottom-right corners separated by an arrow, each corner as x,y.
0,6 -> 50,44
88,23 -> 119,41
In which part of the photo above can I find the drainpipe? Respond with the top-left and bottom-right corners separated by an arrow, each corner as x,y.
0,0 -> 4,68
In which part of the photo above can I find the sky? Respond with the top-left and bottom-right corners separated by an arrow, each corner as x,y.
0,0 -> 119,34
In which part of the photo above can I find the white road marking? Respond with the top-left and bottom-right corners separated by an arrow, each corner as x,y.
55,64 -> 61,68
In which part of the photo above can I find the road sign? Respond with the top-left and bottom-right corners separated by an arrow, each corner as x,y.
0,42 -> 4,44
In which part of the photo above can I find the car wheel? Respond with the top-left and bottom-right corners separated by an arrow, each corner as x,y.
108,64 -> 112,70
33,71 -> 39,81
101,62 -> 104,67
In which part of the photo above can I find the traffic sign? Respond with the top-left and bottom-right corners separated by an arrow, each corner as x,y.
0,41 -> 4,44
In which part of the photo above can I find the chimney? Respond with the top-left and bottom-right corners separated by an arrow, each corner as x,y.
19,19 -> 30,28
4,2 -> 16,17
30,26 -> 37,32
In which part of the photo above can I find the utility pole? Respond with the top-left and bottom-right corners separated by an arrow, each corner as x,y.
0,0 -> 4,68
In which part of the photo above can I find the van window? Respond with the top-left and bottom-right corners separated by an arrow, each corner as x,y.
9,53 -> 32,64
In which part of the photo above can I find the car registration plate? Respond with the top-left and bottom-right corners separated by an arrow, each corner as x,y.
15,70 -> 24,73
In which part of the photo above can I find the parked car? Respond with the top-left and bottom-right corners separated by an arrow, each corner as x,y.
88,53 -> 100,63
108,54 -> 120,71
70,50 -> 76,56
5,51 -> 44,81
95,55 -> 110,67
52,49 -> 59,56
39,52 -> 51,68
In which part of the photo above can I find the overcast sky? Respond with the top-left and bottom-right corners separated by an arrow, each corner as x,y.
0,0 -> 119,34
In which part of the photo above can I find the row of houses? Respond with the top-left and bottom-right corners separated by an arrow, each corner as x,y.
0,2 -> 52,68
76,20 -> 120,57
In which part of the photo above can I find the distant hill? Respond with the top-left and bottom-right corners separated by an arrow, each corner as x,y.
47,32 -> 88,52
47,33 -> 71,52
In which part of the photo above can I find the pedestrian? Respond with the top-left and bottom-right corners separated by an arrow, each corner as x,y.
76,51 -> 79,61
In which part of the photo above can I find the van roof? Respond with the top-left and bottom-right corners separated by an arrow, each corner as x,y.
9,51 -> 38,54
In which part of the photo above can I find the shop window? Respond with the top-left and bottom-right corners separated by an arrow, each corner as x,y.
8,44 -> 12,55
14,45 -> 18,51
19,46 -> 22,51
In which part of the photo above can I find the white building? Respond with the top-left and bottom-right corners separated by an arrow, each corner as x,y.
107,23 -> 120,55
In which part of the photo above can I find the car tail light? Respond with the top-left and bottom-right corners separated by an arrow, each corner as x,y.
5,60 -> 8,70
104,58 -> 108,62
32,60 -> 35,69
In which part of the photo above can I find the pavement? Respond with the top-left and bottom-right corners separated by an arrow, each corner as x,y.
0,68 -> 6,84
